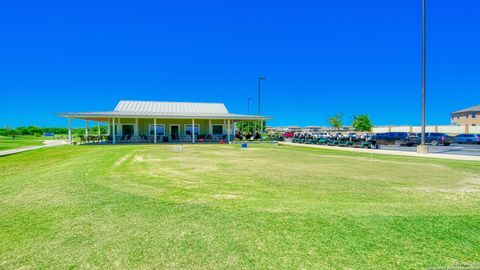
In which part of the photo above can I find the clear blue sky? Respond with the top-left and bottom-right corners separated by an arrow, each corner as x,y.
1,0 -> 479,128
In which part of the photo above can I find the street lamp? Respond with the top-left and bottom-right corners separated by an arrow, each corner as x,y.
418,0 -> 428,153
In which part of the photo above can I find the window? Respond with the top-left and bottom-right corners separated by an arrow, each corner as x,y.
212,125 -> 223,135
472,112 -> 476,118
149,124 -> 165,135
185,124 -> 200,135
466,114 -> 469,118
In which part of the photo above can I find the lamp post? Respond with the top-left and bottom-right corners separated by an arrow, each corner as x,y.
418,0 -> 428,153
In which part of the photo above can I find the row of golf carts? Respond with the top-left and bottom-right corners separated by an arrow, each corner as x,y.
291,133 -> 378,149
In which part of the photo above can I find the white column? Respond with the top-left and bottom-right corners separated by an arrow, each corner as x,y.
85,120 -> 89,136
107,119 -> 110,136
112,118 -> 116,144
68,117 -> 72,145
154,118 -> 157,144
209,119 -> 212,135
233,120 -> 236,139
260,119 -> 264,139
97,122 -> 101,136
227,119 -> 231,142
223,119 -> 226,135
192,119 -> 195,143
134,118 -> 139,142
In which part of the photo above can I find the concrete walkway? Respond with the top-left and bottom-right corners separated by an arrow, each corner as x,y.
0,140 -> 67,157
279,142 -> 480,161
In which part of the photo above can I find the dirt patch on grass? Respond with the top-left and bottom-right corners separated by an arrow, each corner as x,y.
211,193 -> 239,199
114,154 -> 131,166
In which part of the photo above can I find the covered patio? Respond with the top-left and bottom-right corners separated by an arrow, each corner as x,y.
57,100 -> 270,144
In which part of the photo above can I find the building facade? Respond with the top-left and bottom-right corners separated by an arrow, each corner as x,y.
58,100 -> 270,144
451,105 -> 480,126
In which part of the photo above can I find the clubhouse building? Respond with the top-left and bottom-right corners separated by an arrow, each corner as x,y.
58,100 -> 270,144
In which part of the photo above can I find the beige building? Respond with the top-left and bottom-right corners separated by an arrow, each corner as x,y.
451,105 -> 480,126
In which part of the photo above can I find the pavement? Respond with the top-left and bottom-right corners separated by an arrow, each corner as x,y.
0,140 -> 67,157
279,142 -> 480,161
380,144 -> 480,157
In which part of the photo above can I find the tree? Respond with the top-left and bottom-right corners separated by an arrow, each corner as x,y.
352,114 -> 373,132
328,114 -> 343,130
235,120 -> 266,134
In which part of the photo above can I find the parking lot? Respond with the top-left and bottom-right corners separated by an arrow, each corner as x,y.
380,143 -> 480,156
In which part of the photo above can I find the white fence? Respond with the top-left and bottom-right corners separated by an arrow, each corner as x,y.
372,125 -> 475,134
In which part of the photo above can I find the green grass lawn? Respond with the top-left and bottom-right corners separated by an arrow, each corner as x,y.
0,144 -> 479,269
0,135 -> 61,151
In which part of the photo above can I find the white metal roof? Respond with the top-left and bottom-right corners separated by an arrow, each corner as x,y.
114,100 -> 229,114
57,100 -> 270,120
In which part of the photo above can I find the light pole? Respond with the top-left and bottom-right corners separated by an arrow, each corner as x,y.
418,0 -> 428,153
258,76 -> 266,136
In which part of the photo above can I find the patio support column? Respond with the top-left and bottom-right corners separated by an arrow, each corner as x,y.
223,119 -> 226,137
154,118 -> 157,144
260,119 -> 264,139
233,120 -> 236,139
192,119 -> 195,143
112,118 -> 116,144
209,119 -> 212,135
134,118 -> 139,142
227,119 -> 231,142
68,117 -> 72,145
107,119 -> 110,136
85,120 -> 89,137
97,122 -> 101,136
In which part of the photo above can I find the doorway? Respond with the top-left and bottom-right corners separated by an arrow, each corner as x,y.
170,125 -> 179,141
122,125 -> 134,136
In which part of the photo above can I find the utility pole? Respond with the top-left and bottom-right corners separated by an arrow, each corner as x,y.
418,0 -> 429,153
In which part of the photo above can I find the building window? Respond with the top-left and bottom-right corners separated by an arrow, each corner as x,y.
212,125 -> 223,135
149,124 -> 165,136
473,112 -> 476,118
185,124 -> 200,135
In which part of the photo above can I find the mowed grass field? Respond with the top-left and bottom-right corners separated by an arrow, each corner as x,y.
0,136 -> 58,151
0,144 -> 479,269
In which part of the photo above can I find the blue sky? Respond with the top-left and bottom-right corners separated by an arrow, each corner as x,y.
0,0 -> 479,127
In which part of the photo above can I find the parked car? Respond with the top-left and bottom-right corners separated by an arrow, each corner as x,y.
417,132 -> 455,146
373,132 -> 419,146
282,132 -> 295,138
455,134 -> 480,144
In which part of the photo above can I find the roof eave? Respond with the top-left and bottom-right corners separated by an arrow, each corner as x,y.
56,113 -> 271,120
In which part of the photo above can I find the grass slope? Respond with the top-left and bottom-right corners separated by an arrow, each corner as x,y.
0,136 -> 55,151
0,144 -> 479,269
